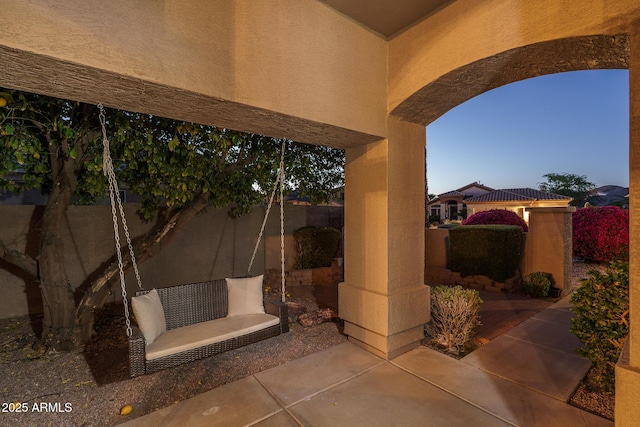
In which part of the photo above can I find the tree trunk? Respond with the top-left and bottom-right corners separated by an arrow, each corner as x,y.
75,192 -> 211,343
38,128 -> 93,352
39,177 -> 78,351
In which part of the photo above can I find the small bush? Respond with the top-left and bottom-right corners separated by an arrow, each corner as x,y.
573,206 -> 629,263
425,285 -> 482,355
522,272 -> 553,298
462,209 -> 528,232
570,261 -> 629,392
294,226 -> 342,269
428,214 -> 441,224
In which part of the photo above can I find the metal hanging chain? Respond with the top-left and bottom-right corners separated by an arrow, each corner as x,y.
246,140 -> 287,276
279,144 -> 286,303
98,104 -> 144,337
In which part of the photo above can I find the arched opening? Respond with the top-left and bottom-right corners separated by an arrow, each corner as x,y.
427,69 -> 629,200
404,37 -> 630,421
391,35 -> 629,127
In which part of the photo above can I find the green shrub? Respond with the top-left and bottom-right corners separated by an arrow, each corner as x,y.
428,214 -> 441,224
522,272 -> 553,298
570,261 -> 629,392
293,226 -> 342,269
447,225 -> 523,281
425,285 -> 482,355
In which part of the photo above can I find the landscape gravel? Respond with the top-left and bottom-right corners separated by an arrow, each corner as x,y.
0,296 -> 346,427
0,262 -> 616,425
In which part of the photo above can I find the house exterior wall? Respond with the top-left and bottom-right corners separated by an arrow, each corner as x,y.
427,185 -> 493,221
467,204 -> 525,219
467,201 -> 573,222
388,0 -> 636,125
2,0 -> 640,414
428,199 -> 463,221
0,0 -> 388,149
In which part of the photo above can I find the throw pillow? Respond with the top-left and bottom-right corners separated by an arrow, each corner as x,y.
131,289 -> 167,344
226,275 -> 265,317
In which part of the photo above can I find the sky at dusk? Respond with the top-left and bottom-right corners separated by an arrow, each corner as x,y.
426,69 -> 629,196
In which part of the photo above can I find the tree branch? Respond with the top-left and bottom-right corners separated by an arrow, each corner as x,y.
75,191 -> 212,341
0,238 -> 38,278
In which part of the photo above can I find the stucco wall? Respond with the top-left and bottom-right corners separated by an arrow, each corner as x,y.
425,206 -> 573,292
523,207 -> 574,293
0,203 -> 315,319
424,228 -> 448,269
0,0 -> 387,148
388,0 -> 637,125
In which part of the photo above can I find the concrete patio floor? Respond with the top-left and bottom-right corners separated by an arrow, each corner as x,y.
119,295 -> 612,426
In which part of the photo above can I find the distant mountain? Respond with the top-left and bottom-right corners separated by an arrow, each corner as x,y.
588,185 -> 629,207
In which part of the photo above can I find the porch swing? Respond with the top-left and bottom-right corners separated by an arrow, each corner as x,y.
97,105 -> 289,377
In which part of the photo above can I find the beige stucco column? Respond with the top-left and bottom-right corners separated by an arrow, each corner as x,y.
339,116 -> 430,360
616,20 -> 640,426
523,207 -> 575,293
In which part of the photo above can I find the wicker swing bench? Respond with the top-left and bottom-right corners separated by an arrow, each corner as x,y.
97,105 -> 291,377
129,277 -> 289,377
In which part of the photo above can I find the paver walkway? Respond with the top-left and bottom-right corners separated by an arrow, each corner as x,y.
119,295 -> 611,426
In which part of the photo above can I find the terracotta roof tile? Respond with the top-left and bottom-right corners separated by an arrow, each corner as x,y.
438,190 -> 465,198
455,182 -> 494,193
465,188 -> 572,203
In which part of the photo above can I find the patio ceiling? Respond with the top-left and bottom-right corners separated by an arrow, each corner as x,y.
320,0 -> 454,39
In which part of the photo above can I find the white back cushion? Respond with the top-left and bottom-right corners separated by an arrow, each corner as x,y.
131,289 -> 167,344
226,275 -> 265,316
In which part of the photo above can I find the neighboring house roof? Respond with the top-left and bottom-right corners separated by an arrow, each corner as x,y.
454,182 -> 494,194
438,190 -> 465,198
465,188 -> 572,203
427,182 -> 494,206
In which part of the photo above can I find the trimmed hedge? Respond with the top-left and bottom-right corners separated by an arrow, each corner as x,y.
448,225 -> 523,282
294,226 -> 342,269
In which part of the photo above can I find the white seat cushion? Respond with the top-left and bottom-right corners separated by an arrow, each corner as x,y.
226,275 -> 265,316
145,313 -> 280,360
131,289 -> 166,345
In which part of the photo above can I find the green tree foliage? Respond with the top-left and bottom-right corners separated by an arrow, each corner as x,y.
537,172 -> 596,207
0,89 -> 344,350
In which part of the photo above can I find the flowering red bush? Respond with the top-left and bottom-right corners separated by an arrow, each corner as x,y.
573,206 -> 629,263
462,209 -> 528,232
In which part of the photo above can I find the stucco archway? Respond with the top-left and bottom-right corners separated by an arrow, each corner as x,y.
2,1 -> 640,423
388,33 -> 638,424
391,35 -> 629,127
